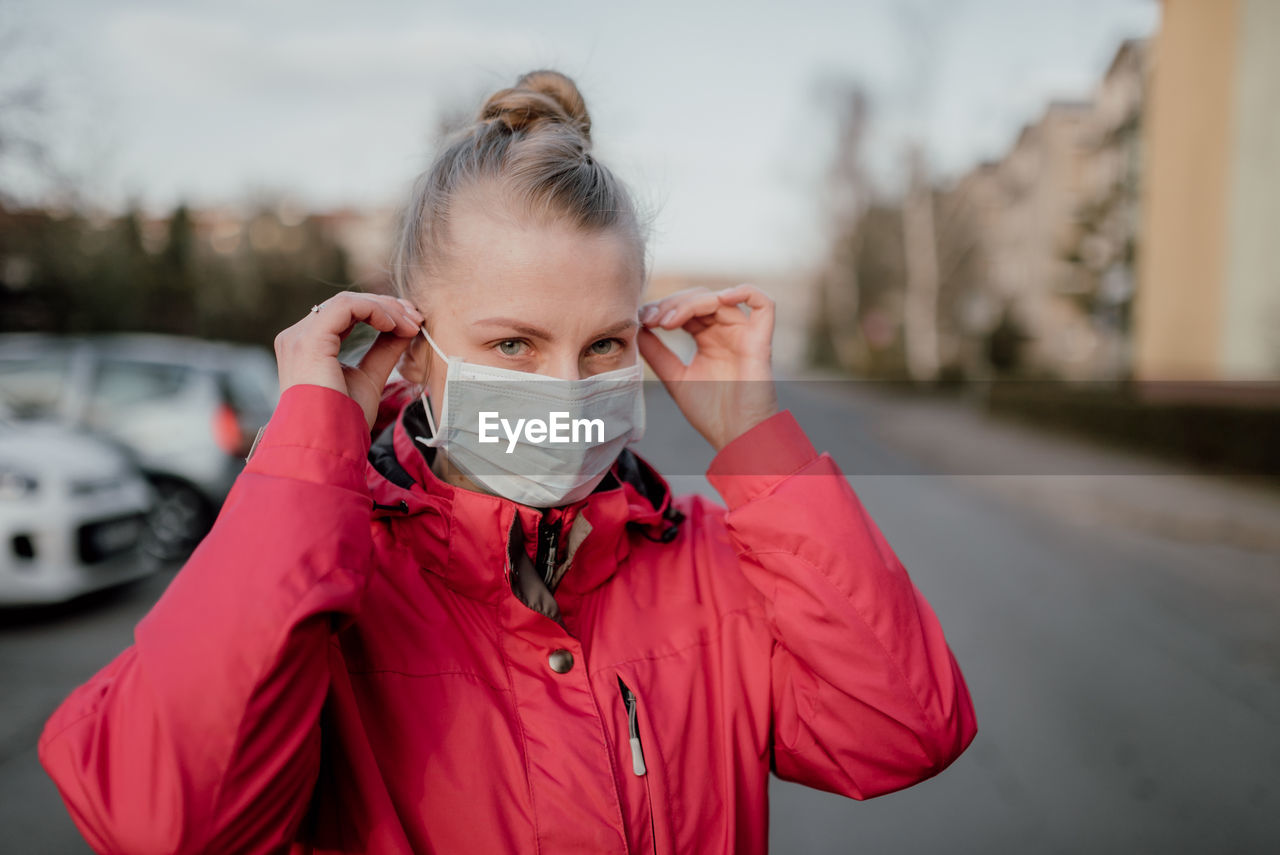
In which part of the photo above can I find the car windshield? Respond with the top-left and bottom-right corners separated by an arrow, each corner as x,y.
87,359 -> 194,423
221,358 -> 278,415
0,353 -> 73,419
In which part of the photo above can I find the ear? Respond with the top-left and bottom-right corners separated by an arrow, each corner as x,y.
396,333 -> 434,385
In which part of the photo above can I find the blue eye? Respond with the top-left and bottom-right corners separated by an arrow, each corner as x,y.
589,338 -> 621,356
497,339 -> 527,356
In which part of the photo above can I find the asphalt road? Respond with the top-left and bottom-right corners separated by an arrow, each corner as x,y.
2,383 -> 1278,854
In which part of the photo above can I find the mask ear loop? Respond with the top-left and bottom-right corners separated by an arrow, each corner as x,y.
417,325 -> 449,440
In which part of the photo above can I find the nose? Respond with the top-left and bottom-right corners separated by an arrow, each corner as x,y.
542,352 -> 582,381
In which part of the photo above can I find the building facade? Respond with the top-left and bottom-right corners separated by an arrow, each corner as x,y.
1133,0 -> 1280,381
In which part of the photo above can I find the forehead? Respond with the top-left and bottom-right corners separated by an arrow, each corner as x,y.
431,199 -> 643,322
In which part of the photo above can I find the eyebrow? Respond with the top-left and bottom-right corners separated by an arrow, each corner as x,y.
473,317 -> 639,341
592,318 -> 641,338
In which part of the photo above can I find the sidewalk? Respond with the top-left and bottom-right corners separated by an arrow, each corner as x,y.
802,380 -> 1280,556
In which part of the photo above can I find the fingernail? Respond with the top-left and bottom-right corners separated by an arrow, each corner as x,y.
640,304 -> 659,324
660,309 -> 677,326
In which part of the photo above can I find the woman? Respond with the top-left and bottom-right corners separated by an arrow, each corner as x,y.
39,69 -> 977,854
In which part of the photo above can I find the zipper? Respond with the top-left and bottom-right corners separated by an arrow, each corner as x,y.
371,496 -> 409,511
535,515 -> 563,587
617,675 -> 659,853
618,676 -> 647,775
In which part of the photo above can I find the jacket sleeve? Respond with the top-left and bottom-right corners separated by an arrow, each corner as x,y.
38,384 -> 377,854
705,409 -> 978,800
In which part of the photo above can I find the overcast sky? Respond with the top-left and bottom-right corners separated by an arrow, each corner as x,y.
4,0 -> 1158,276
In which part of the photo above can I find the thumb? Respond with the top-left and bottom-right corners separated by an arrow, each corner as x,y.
637,327 -> 685,386
358,330 -> 414,392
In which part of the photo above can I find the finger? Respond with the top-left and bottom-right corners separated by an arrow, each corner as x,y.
393,298 -> 427,337
645,290 -> 725,330
639,287 -> 712,326
358,330 -> 414,390
313,293 -> 420,338
716,283 -> 774,314
681,316 -> 711,336
342,363 -> 383,400
664,294 -> 751,330
359,293 -> 422,335
323,297 -> 399,343
724,285 -> 776,343
679,305 -> 750,340
636,327 -> 685,383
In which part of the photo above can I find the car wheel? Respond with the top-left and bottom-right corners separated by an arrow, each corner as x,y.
141,478 -> 213,563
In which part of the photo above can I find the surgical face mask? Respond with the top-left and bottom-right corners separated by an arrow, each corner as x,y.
413,324 -> 645,508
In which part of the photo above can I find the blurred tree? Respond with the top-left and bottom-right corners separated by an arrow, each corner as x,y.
89,204 -> 154,333
0,205 -> 76,331
932,181 -> 990,382
806,78 -> 871,372
2,197 -> 358,348
0,16 -> 51,206
138,203 -> 198,335
984,303 -> 1032,376
809,197 -> 912,380
851,203 -> 908,379
902,144 -> 940,382
892,0 -> 964,385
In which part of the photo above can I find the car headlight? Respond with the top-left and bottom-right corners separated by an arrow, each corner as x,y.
0,466 -> 39,500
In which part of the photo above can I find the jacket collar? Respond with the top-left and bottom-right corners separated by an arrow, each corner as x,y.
364,394 -> 679,603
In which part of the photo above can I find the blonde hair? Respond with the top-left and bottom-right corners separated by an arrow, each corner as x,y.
390,69 -> 653,301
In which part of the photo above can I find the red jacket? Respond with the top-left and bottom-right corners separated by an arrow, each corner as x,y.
39,382 -> 977,854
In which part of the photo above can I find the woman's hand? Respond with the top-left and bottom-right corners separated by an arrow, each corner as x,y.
274,292 -> 425,431
637,283 -> 779,452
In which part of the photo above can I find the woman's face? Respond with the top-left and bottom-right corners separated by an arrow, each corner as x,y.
401,201 -> 645,408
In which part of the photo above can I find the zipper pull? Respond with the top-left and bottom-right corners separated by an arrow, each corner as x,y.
535,515 -> 563,587
619,679 -> 647,776
371,499 -> 409,513
629,735 -> 647,776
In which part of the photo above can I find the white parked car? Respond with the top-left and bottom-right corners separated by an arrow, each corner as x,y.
0,417 -> 156,606
0,333 -> 279,561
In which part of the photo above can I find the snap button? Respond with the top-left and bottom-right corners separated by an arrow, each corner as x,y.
548,649 -> 575,674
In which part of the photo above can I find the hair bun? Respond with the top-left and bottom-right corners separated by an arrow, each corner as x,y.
478,69 -> 592,144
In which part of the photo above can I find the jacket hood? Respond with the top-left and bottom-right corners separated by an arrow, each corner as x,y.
360,380 -> 683,601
